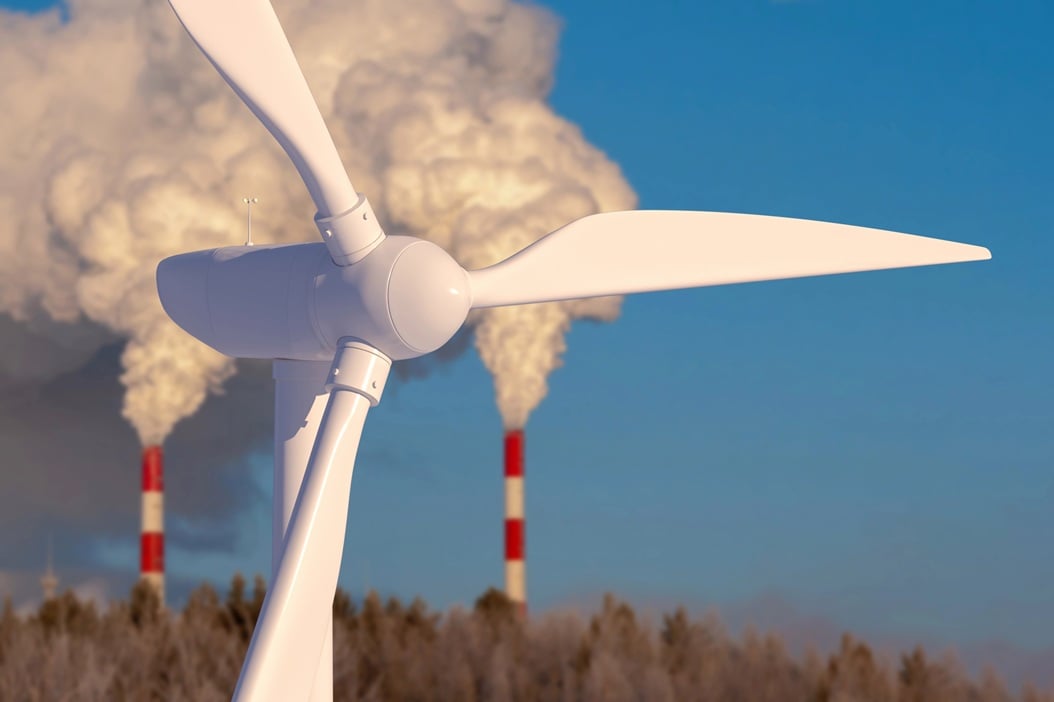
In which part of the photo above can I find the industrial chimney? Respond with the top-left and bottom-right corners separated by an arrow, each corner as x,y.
504,430 -> 526,616
140,445 -> 165,604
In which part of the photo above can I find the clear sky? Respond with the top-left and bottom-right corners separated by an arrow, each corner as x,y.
4,0 -> 1052,682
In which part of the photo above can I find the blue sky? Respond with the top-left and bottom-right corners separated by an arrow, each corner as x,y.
524,0 -> 1053,645
6,0 -> 1053,675
356,0 -> 1049,651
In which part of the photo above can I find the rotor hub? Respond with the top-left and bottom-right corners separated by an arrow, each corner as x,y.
386,240 -> 471,356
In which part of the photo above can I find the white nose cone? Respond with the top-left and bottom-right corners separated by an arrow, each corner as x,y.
156,251 -> 214,345
387,241 -> 471,354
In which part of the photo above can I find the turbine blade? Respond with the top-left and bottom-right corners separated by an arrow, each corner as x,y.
233,389 -> 370,702
468,211 -> 991,308
167,0 -> 357,218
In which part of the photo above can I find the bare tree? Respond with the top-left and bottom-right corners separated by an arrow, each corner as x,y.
0,579 -> 1049,701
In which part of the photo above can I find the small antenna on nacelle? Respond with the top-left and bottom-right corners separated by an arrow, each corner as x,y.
242,197 -> 259,246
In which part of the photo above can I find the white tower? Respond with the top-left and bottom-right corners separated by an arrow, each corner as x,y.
41,537 -> 58,601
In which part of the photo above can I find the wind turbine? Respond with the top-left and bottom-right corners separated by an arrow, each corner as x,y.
155,1 -> 990,700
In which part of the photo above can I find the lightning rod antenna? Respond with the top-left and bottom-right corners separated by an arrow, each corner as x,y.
243,197 -> 259,246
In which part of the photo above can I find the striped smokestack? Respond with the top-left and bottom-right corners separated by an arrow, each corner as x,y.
141,445 -> 164,604
504,430 -> 526,616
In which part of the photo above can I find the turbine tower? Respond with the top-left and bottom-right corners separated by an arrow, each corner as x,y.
155,1 -> 990,699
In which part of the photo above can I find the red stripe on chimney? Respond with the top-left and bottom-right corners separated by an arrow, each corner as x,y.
140,532 -> 164,573
504,430 -> 523,477
142,445 -> 163,491
505,518 -> 524,560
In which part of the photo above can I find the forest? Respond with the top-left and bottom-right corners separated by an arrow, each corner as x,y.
0,577 -> 1050,702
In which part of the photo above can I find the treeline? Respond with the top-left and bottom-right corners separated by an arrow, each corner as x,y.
0,577 -> 1050,702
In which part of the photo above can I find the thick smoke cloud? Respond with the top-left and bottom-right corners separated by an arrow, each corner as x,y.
310,0 -> 638,428
0,0 -> 634,598
0,0 -> 633,437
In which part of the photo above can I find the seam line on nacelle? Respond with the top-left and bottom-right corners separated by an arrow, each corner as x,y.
385,241 -> 427,355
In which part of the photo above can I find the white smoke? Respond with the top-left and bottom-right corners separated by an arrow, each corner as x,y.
0,0 -> 635,441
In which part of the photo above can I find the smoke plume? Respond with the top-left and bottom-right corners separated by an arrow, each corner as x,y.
0,0 -> 633,441
0,0 -> 634,583
305,0 -> 639,428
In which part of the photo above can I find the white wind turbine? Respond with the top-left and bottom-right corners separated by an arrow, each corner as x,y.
155,1 -> 990,700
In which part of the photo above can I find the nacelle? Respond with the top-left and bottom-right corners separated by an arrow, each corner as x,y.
156,236 -> 472,361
